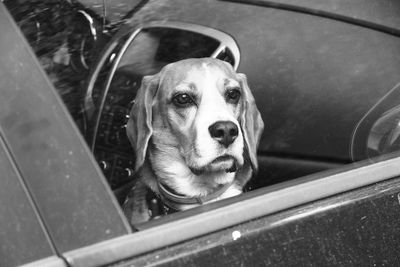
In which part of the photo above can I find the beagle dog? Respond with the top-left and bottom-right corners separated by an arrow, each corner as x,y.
123,58 -> 264,225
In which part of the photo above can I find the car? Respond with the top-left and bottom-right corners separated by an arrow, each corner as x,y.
2,0 -> 400,266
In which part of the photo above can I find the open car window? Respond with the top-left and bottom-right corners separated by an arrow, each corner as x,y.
87,22 -> 241,201
5,0 -> 400,221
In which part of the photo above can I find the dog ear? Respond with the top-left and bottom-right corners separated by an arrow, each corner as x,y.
126,74 -> 160,171
237,73 -> 264,173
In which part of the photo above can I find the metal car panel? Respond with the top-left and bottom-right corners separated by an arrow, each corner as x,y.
0,135 -> 55,266
62,155 -> 400,267
0,3 -> 130,253
20,256 -> 68,267
125,177 -> 400,266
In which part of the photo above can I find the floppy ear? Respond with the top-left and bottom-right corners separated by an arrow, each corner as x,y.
126,74 -> 160,171
238,73 -> 264,173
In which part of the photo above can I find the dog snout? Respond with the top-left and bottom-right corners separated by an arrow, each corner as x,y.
208,121 -> 239,148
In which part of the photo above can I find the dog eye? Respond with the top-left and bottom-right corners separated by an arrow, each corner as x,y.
172,93 -> 194,107
226,88 -> 241,104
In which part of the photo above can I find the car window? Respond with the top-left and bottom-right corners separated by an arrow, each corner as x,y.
4,0 -> 104,132
6,0 -> 400,210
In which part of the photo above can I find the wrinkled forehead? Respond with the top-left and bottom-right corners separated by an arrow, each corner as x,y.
158,59 -> 238,95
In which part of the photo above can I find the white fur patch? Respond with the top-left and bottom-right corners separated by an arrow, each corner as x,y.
187,65 -> 244,169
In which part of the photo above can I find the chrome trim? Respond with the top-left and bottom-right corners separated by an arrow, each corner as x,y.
72,10 -> 99,71
20,256 -> 68,267
64,156 -> 400,267
77,10 -> 98,41
210,44 -> 226,58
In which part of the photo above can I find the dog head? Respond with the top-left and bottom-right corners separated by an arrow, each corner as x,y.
127,58 -> 264,196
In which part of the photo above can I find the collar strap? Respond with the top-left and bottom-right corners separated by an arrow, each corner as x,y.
157,182 -> 233,210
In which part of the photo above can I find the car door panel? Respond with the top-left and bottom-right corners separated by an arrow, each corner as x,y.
0,135 -> 56,266
118,176 -> 400,266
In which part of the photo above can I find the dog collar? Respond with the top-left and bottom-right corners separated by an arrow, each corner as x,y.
157,181 -> 233,211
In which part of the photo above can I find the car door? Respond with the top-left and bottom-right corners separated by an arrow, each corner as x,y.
4,1 -> 400,266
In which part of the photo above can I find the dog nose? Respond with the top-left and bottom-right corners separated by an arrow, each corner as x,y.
208,121 -> 239,147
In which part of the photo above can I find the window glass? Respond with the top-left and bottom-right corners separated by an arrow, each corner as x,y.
5,0 -> 95,132
350,83 -> 400,161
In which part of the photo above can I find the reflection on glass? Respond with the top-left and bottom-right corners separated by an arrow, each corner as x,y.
368,106 -> 400,158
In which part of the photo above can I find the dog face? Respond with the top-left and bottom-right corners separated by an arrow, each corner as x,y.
154,60 -> 245,173
127,58 -> 263,196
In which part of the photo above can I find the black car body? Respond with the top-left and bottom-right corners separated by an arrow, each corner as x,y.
2,0 -> 400,266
